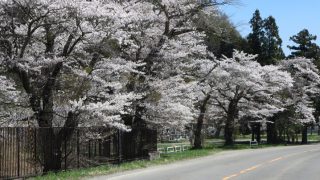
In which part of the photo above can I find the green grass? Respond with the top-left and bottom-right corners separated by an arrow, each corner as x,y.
31,147 -> 221,180
30,142 -> 285,180
307,134 -> 320,141
30,133 -> 320,180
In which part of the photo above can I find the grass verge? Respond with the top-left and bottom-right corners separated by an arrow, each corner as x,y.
30,143 -> 284,180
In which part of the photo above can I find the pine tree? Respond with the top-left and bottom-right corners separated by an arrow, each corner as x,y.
288,29 -> 319,59
263,16 -> 285,65
247,9 -> 264,64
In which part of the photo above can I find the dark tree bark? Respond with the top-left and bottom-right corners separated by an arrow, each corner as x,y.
41,111 -> 77,173
301,125 -> 308,144
224,100 -> 237,145
251,122 -> 261,142
256,123 -> 261,143
193,95 -> 211,149
251,129 -> 255,141
214,126 -> 222,138
267,120 -> 279,144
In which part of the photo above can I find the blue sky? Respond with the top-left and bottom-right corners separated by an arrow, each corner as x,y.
220,0 -> 320,55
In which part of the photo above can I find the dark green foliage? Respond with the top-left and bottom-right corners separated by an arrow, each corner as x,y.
247,10 -> 284,65
262,16 -> 285,64
288,29 -> 319,59
247,10 -> 264,63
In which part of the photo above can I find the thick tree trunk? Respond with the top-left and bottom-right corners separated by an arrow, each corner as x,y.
12,22 -> 83,174
251,123 -> 261,143
193,95 -> 211,149
41,112 -> 77,173
251,129 -> 255,141
301,125 -> 308,144
267,122 -> 278,144
41,128 -> 62,173
256,124 -> 261,143
224,119 -> 234,145
224,101 -> 237,146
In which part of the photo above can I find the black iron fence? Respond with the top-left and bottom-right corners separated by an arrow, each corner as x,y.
0,127 -> 157,179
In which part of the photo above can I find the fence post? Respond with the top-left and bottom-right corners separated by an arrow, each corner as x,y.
17,128 -> 20,177
118,130 -> 122,163
88,140 -> 91,159
98,139 -> 102,156
94,141 -> 96,157
0,128 -> 1,178
77,129 -> 80,168
64,134 -> 67,171
34,128 -> 37,175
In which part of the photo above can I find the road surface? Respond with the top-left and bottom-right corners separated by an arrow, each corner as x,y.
89,144 -> 320,180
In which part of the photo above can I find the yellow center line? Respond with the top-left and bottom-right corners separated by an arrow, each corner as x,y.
268,157 -> 283,163
221,157 -> 283,180
221,148 -> 320,180
222,164 -> 263,180
222,174 -> 238,180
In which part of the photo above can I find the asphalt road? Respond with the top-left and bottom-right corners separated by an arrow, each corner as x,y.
89,144 -> 320,180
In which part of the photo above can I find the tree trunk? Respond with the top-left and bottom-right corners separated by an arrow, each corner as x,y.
256,124 -> 261,143
224,101 -> 237,146
267,122 -> 278,144
251,129 -> 255,141
224,119 -> 234,145
193,95 -> 211,149
214,126 -> 222,138
251,123 -> 261,143
40,128 -> 62,173
39,112 -> 77,173
301,125 -> 308,144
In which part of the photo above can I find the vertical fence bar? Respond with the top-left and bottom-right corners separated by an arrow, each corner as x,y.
34,128 -> 37,175
8,128 -> 13,177
17,128 -> 20,177
6,128 -> 9,178
0,128 -> 1,178
118,130 -> 122,163
94,141 -> 96,157
0,128 -> 2,178
77,129 -> 80,168
12,128 -> 14,178
4,128 -> 6,178
0,126 -> 157,178
64,134 -> 67,171
3,128 -> 5,178
98,139 -> 102,156
88,140 -> 91,159
4,128 -> 6,179
23,128 -> 25,177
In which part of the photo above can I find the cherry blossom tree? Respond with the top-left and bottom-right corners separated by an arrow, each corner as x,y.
0,0 -> 145,171
0,0 -> 236,170
114,0 -> 230,128
0,75 -> 29,125
278,57 -> 320,144
201,51 -> 293,145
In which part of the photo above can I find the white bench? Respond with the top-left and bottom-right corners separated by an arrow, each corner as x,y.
174,146 -> 182,152
157,148 -> 165,154
167,146 -> 175,153
250,140 -> 258,147
182,145 -> 190,151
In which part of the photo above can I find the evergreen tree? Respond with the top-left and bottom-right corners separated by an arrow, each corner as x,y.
288,29 -> 319,59
263,16 -> 285,65
247,9 -> 264,64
